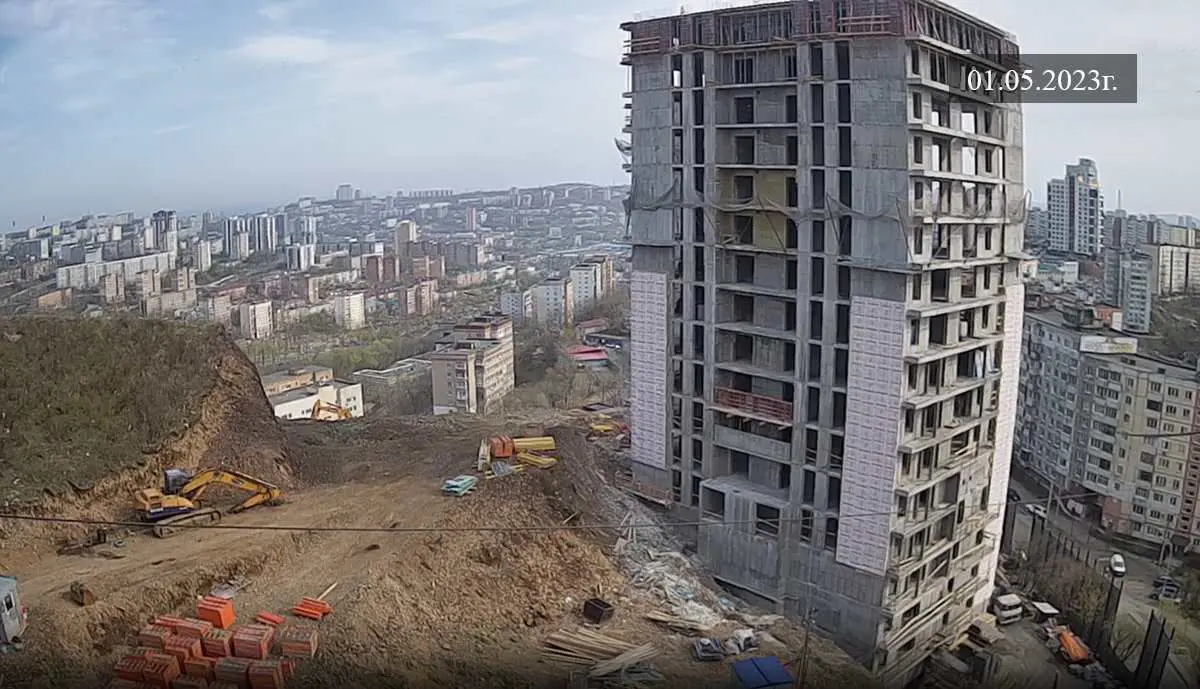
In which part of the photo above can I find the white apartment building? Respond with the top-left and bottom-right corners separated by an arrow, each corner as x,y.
1018,304 -> 1200,554
55,250 -> 174,290
1046,158 -> 1104,257
333,291 -> 366,330
531,278 -> 573,329
499,289 -> 532,324
429,314 -> 515,415
287,244 -> 315,272
270,380 -> 365,420
1101,249 -> 1153,333
237,300 -> 273,340
569,262 -> 603,313
622,2 -> 1024,683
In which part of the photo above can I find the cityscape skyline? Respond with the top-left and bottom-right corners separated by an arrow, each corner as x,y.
0,0 -> 1195,227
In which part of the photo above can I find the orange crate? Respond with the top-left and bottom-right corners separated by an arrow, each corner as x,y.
198,598 -> 236,630
114,655 -> 149,682
201,629 -> 232,658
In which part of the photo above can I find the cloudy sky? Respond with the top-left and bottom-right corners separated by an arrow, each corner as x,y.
0,0 -> 1194,226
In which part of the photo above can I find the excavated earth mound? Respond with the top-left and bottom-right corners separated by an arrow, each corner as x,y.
0,316 -> 291,568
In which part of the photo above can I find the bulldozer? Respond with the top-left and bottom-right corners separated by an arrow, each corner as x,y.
133,468 -> 284,539
310,399 -> 352,421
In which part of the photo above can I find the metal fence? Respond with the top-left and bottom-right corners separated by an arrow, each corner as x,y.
1026,517 -> 1175,689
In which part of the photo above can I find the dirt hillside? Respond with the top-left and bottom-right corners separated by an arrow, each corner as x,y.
0,316 -> 291,568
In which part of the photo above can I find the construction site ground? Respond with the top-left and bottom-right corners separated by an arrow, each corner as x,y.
2,413 -> 875,689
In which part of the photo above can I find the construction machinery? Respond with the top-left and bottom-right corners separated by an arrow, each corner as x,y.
134,468 -> 284,538
0,575 -> 27,650
310,400 -> 352,421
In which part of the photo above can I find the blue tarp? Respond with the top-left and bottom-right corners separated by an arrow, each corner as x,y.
731,656 -> 794,689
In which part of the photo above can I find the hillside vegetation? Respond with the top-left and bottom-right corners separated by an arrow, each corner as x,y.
0,316 -> 230,505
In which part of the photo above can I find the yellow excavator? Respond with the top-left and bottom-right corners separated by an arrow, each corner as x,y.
133,468 -> 284,538
310,399 -> 352,420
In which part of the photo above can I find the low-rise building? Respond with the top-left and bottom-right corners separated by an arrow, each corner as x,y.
499,289 -> 532,324
429,313 -> 514,415
237,300 -> 273,340
261,365 -> 335,396
268,380 -> 365,420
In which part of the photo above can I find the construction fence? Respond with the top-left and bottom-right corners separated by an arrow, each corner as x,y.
1022,518 -> 1175,689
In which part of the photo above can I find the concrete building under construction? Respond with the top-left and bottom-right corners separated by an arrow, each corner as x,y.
620,1 -> 1025,684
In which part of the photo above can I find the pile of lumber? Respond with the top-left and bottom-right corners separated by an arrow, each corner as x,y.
541,628 -> 659,678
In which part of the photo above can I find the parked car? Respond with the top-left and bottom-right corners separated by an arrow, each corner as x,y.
1109,554 -> 1127,577
1151,585 -> 1183,603
1026,504 -> 1047,519
1007,489 -> 1022,504
1153,575 -> 1178,589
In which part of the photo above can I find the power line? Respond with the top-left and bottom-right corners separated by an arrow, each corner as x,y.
0,493 -> 1088,535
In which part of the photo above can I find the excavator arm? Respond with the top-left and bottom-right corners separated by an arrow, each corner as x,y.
134,467 -> 284,538
175,468 -> 284,513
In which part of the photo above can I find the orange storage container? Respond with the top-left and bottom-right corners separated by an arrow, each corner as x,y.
198,598 -> 236,630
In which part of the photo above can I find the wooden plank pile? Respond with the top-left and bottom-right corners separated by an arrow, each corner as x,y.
541,628 -> 660,679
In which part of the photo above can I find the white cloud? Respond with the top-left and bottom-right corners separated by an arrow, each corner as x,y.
449,19 -> 557,44
233,34 -> 337,65
493,56 -> 537,72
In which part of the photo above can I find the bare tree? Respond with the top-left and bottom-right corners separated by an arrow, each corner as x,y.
1108,614 -> 1144,661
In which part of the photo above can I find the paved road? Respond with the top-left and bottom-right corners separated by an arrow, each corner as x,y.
1007,479 -> 1197,689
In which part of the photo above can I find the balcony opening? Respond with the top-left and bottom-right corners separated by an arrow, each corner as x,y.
931,269 -> 950,301
787,176 -> 799,207
950,430 -> 971,456
734,175 -> 754,202
827,476 -> 841,509
799,508 -> 814,541
809,300 -> 823,339
755,503 -> 781,537
811,126 -> 825,166
735,135 -> 756,164
732,294 -> 754,322
730,450 -> 750,477
786,94 -> 798,123
735,96 -> 755,124
835,304 -> 849,344
733,333 -> 753,362
692,88 -> 705,124
787,260 -> 798,290
733,55 -> 755,84
930,97 -> 949,127
834,348 -> 848,386
808,344 -> 822,381
694,128 -> 706,164
734,215 -> 753,244
806,386 -> 820,423
701,487 -> 726,519
787,135 -> 799,165
929,314 -> 949,346
961,268 -> 977,298
734,254 -> 755,283
805,428 -> 818,465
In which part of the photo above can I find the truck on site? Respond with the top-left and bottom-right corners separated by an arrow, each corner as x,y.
133,467 -> 284,538
0,576 -> 27,651
990,593 -> 1024,625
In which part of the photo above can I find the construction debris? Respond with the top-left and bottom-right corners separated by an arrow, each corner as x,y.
68,581 -> 96,607
643,610 -> 711,635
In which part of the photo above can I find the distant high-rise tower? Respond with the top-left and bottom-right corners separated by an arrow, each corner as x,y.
1047,158 -> 1104,256
335,184 -> 354,201
622,2 -> 1024,685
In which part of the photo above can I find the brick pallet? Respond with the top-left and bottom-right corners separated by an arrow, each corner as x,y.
163,635 -> 203,664
201,629 -> 233,658
184,656 -> 216,680
137,625 -> 173,649
140,654 -> 182,688
276,628 -> 318,659
175,618 -> 215,639
198,597 -> 236,629
214,656 -> 253,689
247,660 -> 284,689
231,625 -> 274,660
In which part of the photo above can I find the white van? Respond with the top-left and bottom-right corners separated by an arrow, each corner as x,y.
1109,554 -> 1127,577
991,593 -> 1024,625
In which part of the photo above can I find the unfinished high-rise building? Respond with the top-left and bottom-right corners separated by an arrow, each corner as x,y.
621,1 -> 1025,684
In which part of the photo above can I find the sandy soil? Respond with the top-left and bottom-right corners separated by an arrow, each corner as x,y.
0,417 -> 874,689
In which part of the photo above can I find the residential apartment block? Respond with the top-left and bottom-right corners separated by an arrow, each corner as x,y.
237,300 -> 273,340
621,1 -> 1024,683
429,314 -> 515,415
569,261 -> 604,313
1046,158 -> 1103,257
333,291 -> 366,330
1018,303 -> 1200,554
499,289 -> 533,324
531,277 -> 574,328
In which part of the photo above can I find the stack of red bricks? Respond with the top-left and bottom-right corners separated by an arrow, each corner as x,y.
231,624 -> 275,660
112,597 -> 322,689
276,628 -> 318,659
